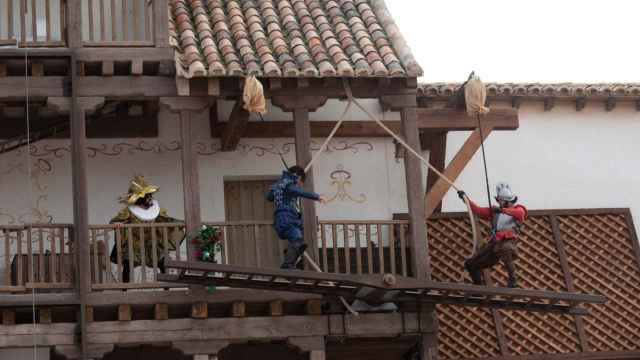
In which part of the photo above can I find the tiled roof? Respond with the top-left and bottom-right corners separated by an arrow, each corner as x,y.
419,83 -> 640,99
169,0 -> 423,79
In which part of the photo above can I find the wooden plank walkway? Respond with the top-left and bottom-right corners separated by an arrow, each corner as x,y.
159,260 -> 607,315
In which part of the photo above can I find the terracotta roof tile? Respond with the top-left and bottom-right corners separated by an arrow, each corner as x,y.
169,0 -> 422,79
418,83 -> 640,100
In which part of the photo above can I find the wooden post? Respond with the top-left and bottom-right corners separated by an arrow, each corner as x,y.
154,0 -> 170,48
180,109 -> 201,257
271,94 -> 327,264
160,97 -> 211,260
294,108 -> 319,261
424,124 -> 494,218
401,106 -> 430,279
424,132 -> 447,213
71,64 -> 104,359
66,0 -> 82,48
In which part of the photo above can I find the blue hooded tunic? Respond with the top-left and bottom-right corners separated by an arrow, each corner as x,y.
267,171 -> 319,241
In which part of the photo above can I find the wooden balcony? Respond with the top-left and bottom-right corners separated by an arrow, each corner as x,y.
0,223 -> 74,293
85,220 -> 412,292
0,0 -> 167,48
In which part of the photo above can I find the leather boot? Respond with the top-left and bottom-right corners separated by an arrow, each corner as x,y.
281,243 -> 300,269
507,274 -> 518,288
469,269 -> 485,286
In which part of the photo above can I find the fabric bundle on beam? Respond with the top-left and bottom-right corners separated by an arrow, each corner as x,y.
464,75 -> 490,116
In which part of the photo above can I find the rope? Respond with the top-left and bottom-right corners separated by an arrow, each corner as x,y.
344,87 -> 480,253
301,79 -> 480,256
304,79 -> 353,173
477,113 -> 492,208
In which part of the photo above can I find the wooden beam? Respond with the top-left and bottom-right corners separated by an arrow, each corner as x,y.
220,101 -> 250,151
550,215 -> 590,352
86,313 -> 417,344
424,132 -> 447,213
75,48 -> 173,62
0,77 -> 65,97
294,108 -> 319,263
424,123 -> 494,218
180,109 -> 202,258
212,121 -> 400,138
78,76 -> 178,97
85,289 -> 321,306
401,106 -> 430,280
416,108 -> 518,131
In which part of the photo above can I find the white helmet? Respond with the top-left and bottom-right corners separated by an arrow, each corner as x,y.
495,182 -> 517,203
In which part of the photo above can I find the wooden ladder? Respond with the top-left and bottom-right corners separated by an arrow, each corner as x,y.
159,260 -> 607,315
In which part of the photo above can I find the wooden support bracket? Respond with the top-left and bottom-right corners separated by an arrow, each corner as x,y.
220,100 -> 250,151
424,123 -> 495,218
118,304 -> 132,321
269,300 -> 284,316
231,301 -> 246,317
155,303 -> 169,320
191,301 -> 208,319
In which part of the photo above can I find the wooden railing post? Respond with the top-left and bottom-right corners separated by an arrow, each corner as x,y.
154,0 -> 169,47
66,0 -> 82,48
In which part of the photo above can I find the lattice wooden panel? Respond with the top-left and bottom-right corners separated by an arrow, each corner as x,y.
437,304 -> 501,360
559,213 -> 640,352
500,311 -> 580,355
428,210 -> 640,359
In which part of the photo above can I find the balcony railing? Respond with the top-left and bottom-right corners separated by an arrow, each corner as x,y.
85,220 -> 414,291
82,0 -> 155,46
0,0 -> 67,47
0,224 -> 74,293
0,220 -> 416,293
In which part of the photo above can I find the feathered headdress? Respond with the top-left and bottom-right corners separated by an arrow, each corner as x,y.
119,175 -> 159,205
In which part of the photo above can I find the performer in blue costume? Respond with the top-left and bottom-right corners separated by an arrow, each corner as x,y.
267,165 -> 326,269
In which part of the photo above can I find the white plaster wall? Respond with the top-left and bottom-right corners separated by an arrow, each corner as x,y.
0,101 -> 413,226
442,101 -> 640,233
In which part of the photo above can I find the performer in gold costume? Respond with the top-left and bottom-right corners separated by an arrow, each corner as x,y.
110,175 -> 183,282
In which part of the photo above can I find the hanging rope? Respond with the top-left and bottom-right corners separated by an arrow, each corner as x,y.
477,114 -> 492,208
304,79 -> 353,173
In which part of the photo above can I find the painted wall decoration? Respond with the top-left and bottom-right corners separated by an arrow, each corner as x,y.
326,164 -> 366,204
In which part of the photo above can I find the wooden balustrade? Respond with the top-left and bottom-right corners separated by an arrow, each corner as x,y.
88,222 -> 186,290
82,0 -> 154,46
318,221 -> 412,276
0,224 -> 74,293
0,0 -> 66,46
86,220 -> 415,290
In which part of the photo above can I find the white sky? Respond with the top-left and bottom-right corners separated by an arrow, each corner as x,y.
385,0 -> 640,83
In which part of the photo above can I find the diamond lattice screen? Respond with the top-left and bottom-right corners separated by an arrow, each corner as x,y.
427,209 -> 640,360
